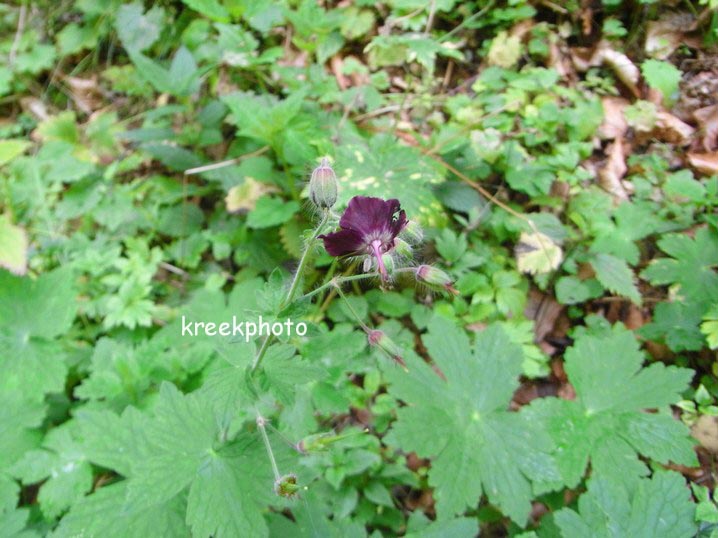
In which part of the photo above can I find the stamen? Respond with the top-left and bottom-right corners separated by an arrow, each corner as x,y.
371,239 -> 388,281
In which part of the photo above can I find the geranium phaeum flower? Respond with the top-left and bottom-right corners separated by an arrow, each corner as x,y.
320,196 -> 407,281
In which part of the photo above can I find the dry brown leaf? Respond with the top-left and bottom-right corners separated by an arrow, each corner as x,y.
330,55 -> 348,91
654,111 -> 695,146
694,104 -> 718,151
524,290 -> 564,344
64,75 -> 105,115
645,12 -> 696,59
599,137 -> 629,201
546,40 -> 572,79
598,96 -> 629,140
571,43 -> 639,97
509,19 -> 535,40
687,152 -> 718,175
597,44 -> 640,97
692,415 -> 718,453
20,97 -> 49,122
623,304 -> 646,330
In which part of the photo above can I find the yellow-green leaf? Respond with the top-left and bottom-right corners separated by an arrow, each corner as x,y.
0,214 -> 28,275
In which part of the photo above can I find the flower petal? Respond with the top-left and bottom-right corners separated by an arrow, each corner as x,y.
340,196 -> 401,235
320,229 -> 365,257
391,209 -> 407,237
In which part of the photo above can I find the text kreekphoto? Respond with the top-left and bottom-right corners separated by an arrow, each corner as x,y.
180,315 -> 308,342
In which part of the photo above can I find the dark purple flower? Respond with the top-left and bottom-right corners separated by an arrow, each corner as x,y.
320,196 -> 407,281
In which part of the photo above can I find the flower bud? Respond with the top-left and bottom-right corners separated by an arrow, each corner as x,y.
416,265 -> 459,295
367,329 -> 407,370
309,157 -> 338,209
393,238 -> 413,259
400,220 -> 423,244
274,473 -> 301,498
362,256 -> 373,273
381,254 -> 395,277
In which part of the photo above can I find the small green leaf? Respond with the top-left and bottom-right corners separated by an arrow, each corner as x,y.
115,2 -> 164,52
246,197 -> 299,229
641,59 -> 681,106
0,140 -> 31,167
591,253 -> 641,304
180,0 -> 230,21
0,215 -> 28,275
555,472 -> 696,538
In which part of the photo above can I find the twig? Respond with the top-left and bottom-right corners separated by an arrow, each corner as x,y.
184,145 -> 270,175
427,155 -> 558,270
428,155 -> 535,230
353,104 -> 404,123
8,3 -> 27,66
439,1 -> 496,43
424,0 -> 437,35
159,261 -> 188,276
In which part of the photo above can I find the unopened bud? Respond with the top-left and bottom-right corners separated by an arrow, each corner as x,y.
400,220 -> 423,244
416,265 -> 459,295
309,157 -> 338,209
393,238 -> 413,259
362,256 -> 373,273
274,473 -> 301,498
367,329 -> 407,370
382,254 -> 395,276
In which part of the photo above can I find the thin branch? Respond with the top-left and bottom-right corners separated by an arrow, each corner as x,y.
424,0 -> 437,35
184,145 -> 270,175
8,3 -> 27,66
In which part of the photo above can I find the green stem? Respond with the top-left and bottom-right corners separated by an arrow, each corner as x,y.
283,211 -> 330,308
256,413 -> 280,481
298,273 -> 380,302
250,211 -> 331,375
250,332 -> 273,373
334,286 -> 371,333
438,0 -> 496,43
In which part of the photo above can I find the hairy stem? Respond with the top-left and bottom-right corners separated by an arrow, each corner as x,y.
283,211 -> 331,308
256,413 -> 280,481
334,285 -> 371,333
299,272 -> 380,302
250,210 -> 330,375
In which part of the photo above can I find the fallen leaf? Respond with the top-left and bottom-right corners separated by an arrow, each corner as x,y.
654,111 -> 695,146
692,415 -> 718,453
645,12 -> 696,59
225,177 -> 277,213
330,55 -> 348,91
488,31 -> 522,69
64,75 -> 103,114
515,231 -> 563,275
597,43 -> 640,97
694,104 -> 718,151
598,137 -> 629,201
525,289 -> 564,343
687,152 -> 718,175
546,39 -> 572,79
598,96 -> 629,140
